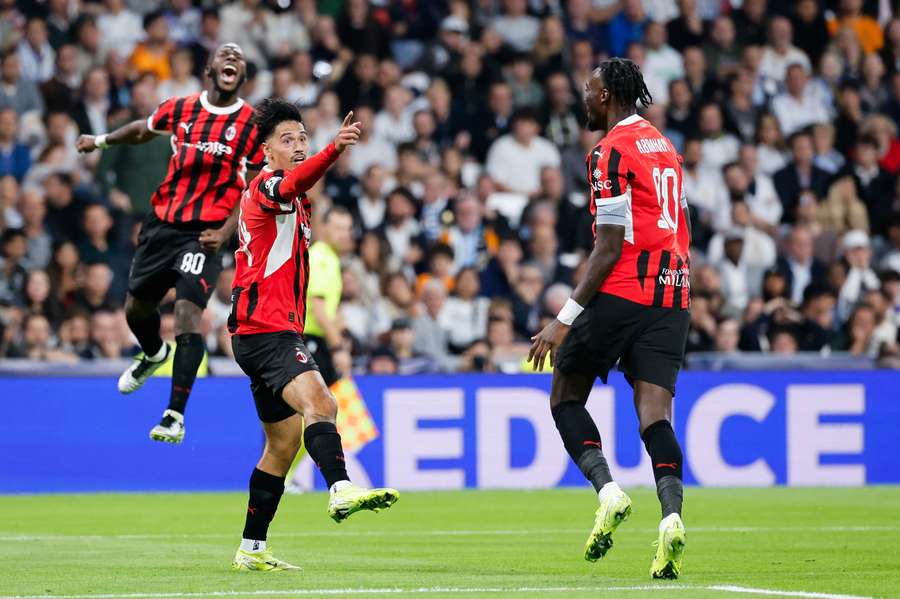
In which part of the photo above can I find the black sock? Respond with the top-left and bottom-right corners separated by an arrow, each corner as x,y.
242,467 -> 285,542
303,421 -> 349,488
127,310 -> 163,358
166,333 -> 204,415
552,401 -> 613,492
641,419 -> 684,517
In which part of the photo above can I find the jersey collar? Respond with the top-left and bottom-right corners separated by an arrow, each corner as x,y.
199,90 -> 244,115
609,113 -> 644,132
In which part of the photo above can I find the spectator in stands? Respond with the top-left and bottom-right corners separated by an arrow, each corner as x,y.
0,108 -> 30,182
39,45 -> 80,114
0,228 -> 27,306
683,137 -> 729,236
708,199 -> 776,271
564,0 -> 606,55
420,172 -> 453,243
491,0 -> 539,53
760,17 -> 812,83
86,308 -> 128,359
1,50 -> 44,116
72,262 -> 116,314
97,0 -> 143,60
511,262 -> 543,339
818,175 -> 870,238
667,0 -> 704,51
754,112 -> 789,177
699,103 -> 740,171
352,164 -> 387,235
776,226 -> 828,306
774,130 -> 831,224
504,52 -> 542,110
771,63 -> 831,137
704,15 -> 741,82
411,279 -> 453,371
486,107 -> 560,197
861,114 -> 900,176
19,190 -> 51,271
17,17 -> 54,83
812,123 -> 846,175
129,11 -> 173,81
347,105 -> 396,177
7,313 -> 76,362
642,22 -> 684,106
609,0 -> 647,59
792,0 -> 830,68
737,145 -> 783,229
826,0 -> 883,55
838,230 -> 881,320
382,188 -> 424,273
844,135 -> 895,237
373,84 -> 414,146
440,267 -> 489,354
73,67 -> 111,136
158,49 -> 201,100
732,0 -> 767,47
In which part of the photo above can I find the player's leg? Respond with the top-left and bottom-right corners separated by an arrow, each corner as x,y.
623,309 -> 690,579
233,408 -> 303,572
552,294 -> 634,562
150,247 -> 219,443
280,370 -> 398,522
118,294 -> 173,393
551,370 -> 632,561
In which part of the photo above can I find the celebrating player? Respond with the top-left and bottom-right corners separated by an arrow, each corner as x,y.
76,43 -> 262,444
528,58 -> 691,579
228,100 -> 398,571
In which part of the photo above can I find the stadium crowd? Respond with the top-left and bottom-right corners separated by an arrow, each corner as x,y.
0,0 -> 899,373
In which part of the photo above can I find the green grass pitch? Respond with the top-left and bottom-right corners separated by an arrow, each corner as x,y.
1,487 -> 898,598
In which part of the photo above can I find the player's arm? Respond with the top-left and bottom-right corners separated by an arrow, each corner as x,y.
528,225 -> 624,371
276,113 -> 360,198
310,297 -> 343,348
76,118 -> 159,153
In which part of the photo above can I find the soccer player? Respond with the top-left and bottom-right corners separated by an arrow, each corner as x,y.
529,58 -> 691,579
76,43 -> 262,444
228,100 -> 398,571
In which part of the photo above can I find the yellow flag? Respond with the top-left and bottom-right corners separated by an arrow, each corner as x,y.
333,377 -> 378,452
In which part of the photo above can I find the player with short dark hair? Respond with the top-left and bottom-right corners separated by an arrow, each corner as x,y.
529,58 -> 691,579
77,43 -> 262,444
228,99 -> 398,571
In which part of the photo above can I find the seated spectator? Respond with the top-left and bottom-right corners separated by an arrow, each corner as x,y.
43,173 -> 82,242
703,15 -> 741,82
708,200 -> 777,272
0,50 -> 44,115
771,63 -> 831,136
769,325 -> 801,354
792,0 -> 830,67
609,0 -> 648,59
818,175 -> 870,235
352,164 -> 388,234
699,103 -> 740,171
415,243 -> 455,296
6,313 -> 76,362
737,145 -> 783,230
715,228 -> 766,313
97,0 -> 143,60
860,53 -> 889,114
347,106 -> 397,177
381,188 -> 425,272
723,68 -> 759,144
504,52 -> 543,110
371,272 -> 415,339
420,172 -> 454,242
85,308 -> 129,359
565,0 -> 607,54
796,284 -> 838,351
19,190 -> 51,271
412,280 -> 454,371
17,17 -> 54,83
759,17 -> 812,83
862,288 -> 898,354
491,0 -> 539,53
440,267 -> 490,354
511,262 -> 543,339
164,0 -> 202,47
776,225 -> 828,305
22,269 -> 64,326
129,11 -> 174,81
755,112 -> 789,177
713,317 -> 741,353
47,240 -> 79,307
57,311 -> 92,357
73,67 -> 111,135
837,229 -> 881,320
843,135 -> 895,237
665,79 -> 698,140
368,345 -> 400,374
486,107 -> 561,196
642,22 -> 684,106
438,193 -> 500,272
0,228 -> 28,306
812,122 -> 846,175
480,234 -> 522,299
157,49 -> 201,100
773,130 -> 832,224
683,137 -> 730,235
826,0 -> 883,55
832,302 -> 880,356
387,317 -> 437,375
374,85 -> 415,147
686,291 -> 718,353
860,114 -> 900,176
0,108 -> 30,182
528,224 -> 572,286
72,262 -> 117,314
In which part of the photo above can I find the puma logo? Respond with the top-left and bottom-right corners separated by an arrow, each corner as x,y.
179,122 -> 193,135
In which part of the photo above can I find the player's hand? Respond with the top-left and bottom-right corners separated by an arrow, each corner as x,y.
76,134 -> 98,153
528,319 -> 570,372
334,111 -> 361,153
199,227 -> 228,252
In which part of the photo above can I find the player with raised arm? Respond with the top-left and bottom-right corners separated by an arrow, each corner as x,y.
229,100 -> 398,572
528,58 -> 691,579
76,43 -> 263,444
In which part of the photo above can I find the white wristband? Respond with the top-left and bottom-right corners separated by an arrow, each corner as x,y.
95,134 -> 109,149
556,298 -> 584,326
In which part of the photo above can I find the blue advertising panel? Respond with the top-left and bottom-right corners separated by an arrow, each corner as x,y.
0,371 -> 897,493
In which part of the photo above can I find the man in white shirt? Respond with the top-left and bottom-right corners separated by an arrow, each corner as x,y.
738,144 -> 783,228
758,17 -> 812,83
707,201 -> 776,272
698,103 -> 740,170
492,0 -> 540,52
486,107 -> 561,196
838,230 -> 882,320
643,22 -> 684,105
347,106 -> 398,177
771,63 -> 831,136
682,137 -> 731,232
97,0 -> 144,60
373,84 -> 415,146
16,17 -> 55,83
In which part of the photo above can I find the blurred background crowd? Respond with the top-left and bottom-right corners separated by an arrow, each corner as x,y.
0,0 -> 899,373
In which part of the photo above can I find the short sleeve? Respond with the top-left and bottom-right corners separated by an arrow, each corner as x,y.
589,144 -> 631,227
256,171 -> 295,212
146,97 -> 177,134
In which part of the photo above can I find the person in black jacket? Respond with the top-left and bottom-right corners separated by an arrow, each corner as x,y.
773,130 -> 832,223
774,225 -> 828,304
843,135 -> 896,237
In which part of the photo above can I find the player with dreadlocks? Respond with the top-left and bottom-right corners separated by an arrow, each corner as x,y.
529,58 -> 691,578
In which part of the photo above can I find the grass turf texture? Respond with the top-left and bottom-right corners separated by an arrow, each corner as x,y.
0,487 -> 898,598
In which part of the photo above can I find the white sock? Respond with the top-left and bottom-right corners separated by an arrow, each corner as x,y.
146,343 -> 168,363
598,481 -> 622,503
240,538 -> 266,553
330,480 -> 353,494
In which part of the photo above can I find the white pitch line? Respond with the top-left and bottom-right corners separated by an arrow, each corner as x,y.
0,585 -> 875,599
709,585 -> 874,599
1,525 -> 897,543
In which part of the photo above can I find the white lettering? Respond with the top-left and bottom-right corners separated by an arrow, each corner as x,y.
787,385 -> 865,486
476,388 -> 570,488
384,389 -> 465,489
686,384 -> 776,486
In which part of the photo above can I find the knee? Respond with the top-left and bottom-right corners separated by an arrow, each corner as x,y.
125,296 -> 153,322
173,301 -> 201,335
305,390 -> 338,424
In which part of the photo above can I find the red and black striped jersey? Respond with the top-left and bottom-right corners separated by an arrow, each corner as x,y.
587,114 -> 691,309
147,91 -> 264,224
229,144 -> 341,336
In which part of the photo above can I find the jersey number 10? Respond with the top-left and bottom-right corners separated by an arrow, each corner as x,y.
652,166 -> 679,233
